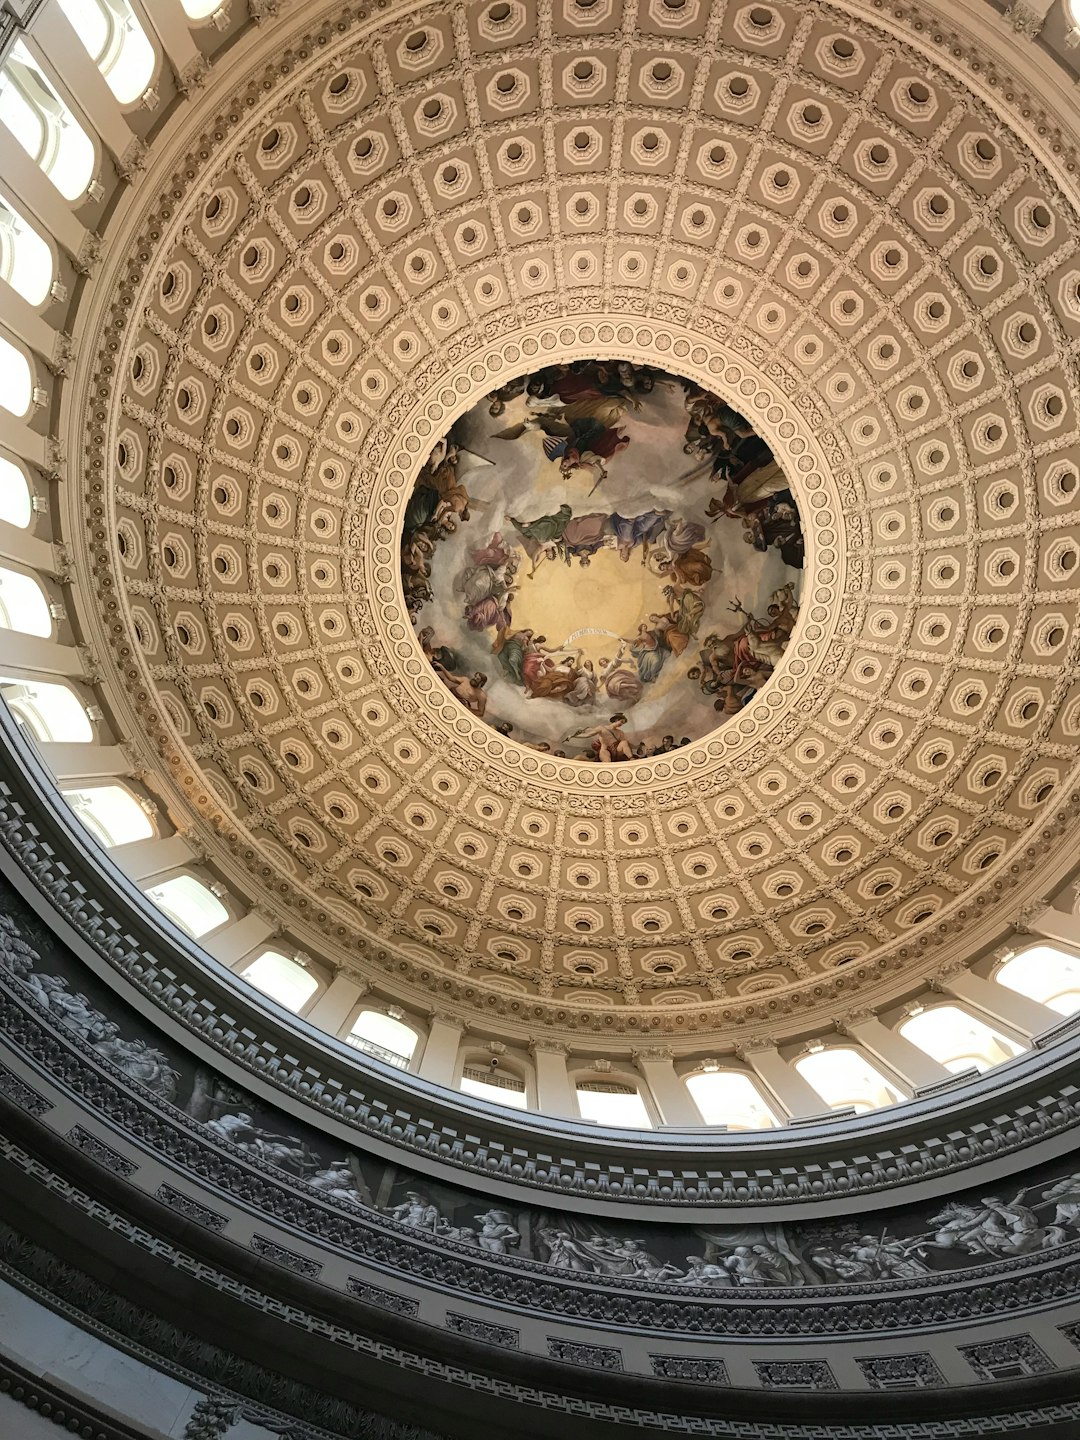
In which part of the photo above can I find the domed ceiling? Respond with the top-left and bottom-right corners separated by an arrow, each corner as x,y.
73,0 -> 1080,1037
401,360 -> 804,757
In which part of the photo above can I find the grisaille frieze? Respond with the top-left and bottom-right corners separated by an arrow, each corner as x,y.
5,884 -> 1080,1334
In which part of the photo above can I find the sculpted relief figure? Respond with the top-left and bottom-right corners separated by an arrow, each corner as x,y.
838,1234 -> 929,1281
94,1035 -> 179,1101
1041,1173 -> 1080,1243
436,1220 -> 479,1246
11,899 -> 1080,1295
0,911 -> 39,979
205,1110 -> 318,1176
308,1162 -> 370,1208
475,1209 -> 521,1254
538,1228 -> 598,1271
673,1255 -> 734,1287
911,1193 -> 1047,1260
0,921 -> 179,1100
390,1191 -> 442,1231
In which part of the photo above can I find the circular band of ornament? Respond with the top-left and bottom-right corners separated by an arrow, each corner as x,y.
355,320 -> 843,789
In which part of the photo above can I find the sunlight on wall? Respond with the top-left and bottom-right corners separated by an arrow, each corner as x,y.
241,950 -> 319,1012
144,874 -> 229,939
997,944 -> 1080,1017
686,1069 -> 779,1128
796,1048 -> 903,1113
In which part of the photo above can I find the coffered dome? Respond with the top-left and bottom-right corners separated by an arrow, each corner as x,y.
66,0 -> 1080,1044
10,4 -> 1080,1438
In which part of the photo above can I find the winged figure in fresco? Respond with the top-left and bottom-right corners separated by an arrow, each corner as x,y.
493,361 -> 648,488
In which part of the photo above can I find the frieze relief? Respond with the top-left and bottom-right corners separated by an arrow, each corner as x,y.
3,842 -> 1080,1211
5,887 -> 1080,1327
4,1163 -> 1080,1438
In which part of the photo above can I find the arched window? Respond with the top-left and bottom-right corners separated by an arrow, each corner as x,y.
899,1005 -> 1023,1074
460,1063 -> 528,1110
575,1079 -> 653,1128
0,194 -> 53,306
346,1009 -> 418,1069
0,43 -> 95,200
144,874 -> 229,938
180,0 -> 225,18
56,0 -> 155,106
795,1047 -> 903,1114
63,783 -> 153,847
241,950 -> 319,1012
0,335 -> 33,418
0,455 -> 33,527
0,676 -> 92,742
686,1069 -> 779,1129
0,566 -> 51,636
997,944 -> 1080,1017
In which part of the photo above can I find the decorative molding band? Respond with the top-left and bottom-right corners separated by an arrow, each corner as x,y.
0,1061 -> 51,1118
250,1234 -> 322,1280
5,898 -> 1080,1340
650,1355 -> 729,1383
155,1186 -> 228,1234
754,1361 -> 838,1392
346,1279 -> 420,1317
445,1312 -> 519,1348
857,1354 -> 945,1391
3,798 -> 1080,1214
546,1338 -> 624,1372
3,1139 -> 1080,1438
66,1127 -> 137,1178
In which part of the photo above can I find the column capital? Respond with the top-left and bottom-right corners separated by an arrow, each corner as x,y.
428,1008 -> 468,1032
75,644 -> 100,685
248,905 -> 280,935
528,1038 -> 570,1057
632,1045 -> 674,1064
1014,900 -> 1050,935
931,956 -> 968,986
836,1008 -> 874,1035
734,1034 -> 779,1061
175,55 -> 210,94
1004,0 -> 1045,37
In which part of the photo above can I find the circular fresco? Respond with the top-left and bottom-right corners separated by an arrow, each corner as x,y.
401,360 -> 806,760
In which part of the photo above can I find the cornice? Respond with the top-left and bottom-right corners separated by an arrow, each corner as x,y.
4,1128 -> 1080,1436
5,754 -> 1080,1215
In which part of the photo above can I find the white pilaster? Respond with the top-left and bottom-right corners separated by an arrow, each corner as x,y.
0,409 -> 48,471
842,1012 -> 952,1089
529,1040 -> 576,1117
135,0 -> 203,94
27,9 -> 136,168
0,632 -> 84,678
1021,904 -> 1080,952
940,969 -> 1058,1041
0,517 -> 56,574
417,1011 -> 466,1087
109,833 -> 198,883
0,130 -> 94,263
739,1042 -> 825,1119
202,909 -> 277,967
633,1048 -> 705,1126
0,279 -> 65,371
304,974 -> 365,1035
39,740 -> 127,781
